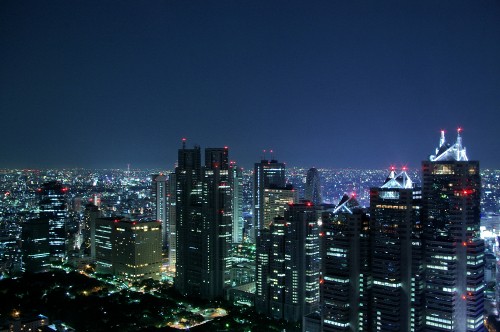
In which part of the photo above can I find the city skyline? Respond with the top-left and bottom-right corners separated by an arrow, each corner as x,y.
1,1 -> 500,169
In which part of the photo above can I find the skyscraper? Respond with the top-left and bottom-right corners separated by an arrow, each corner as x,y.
369,169 -> 424,331
253,159 -> 286,239
422,130 -> 484,332
320,194 -> 371,332
230,162 -> 244,244
305,168 -> 322,205
152,174 -> 168,247
82,203 -> 100,257
255,202 -> 321,322
174,143 -> 232,300
21,218 -> 50,273
37,181 -> 69,261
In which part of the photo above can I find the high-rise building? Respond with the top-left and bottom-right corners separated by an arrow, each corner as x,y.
369,169 -> 424,332
174,143 -> 232,300
320,194 -> 371,332
256,202 -> 321,322
21,218 -> 50,273
422,130 -> 484,332
230,163 -> 244,244
263,186 -> 298,229
92,216 -> 162,282
113,219 -> 162,282
167,172 -> 177,273
82,203 -> 100,256
253,159 -> 286,239
94,217 -> 115,274
152,174 -> 168,247
37,181 -> 69,261
305,168 -> 323,205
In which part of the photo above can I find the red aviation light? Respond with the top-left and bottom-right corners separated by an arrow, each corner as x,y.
457,127 -> 462,133
462,241 -> 467,247
351,192 -> 357,198
319,232 -> 324,237
182,138 -> 187,142
224,146 -> 228,150
114,219 -> 120,223
61,187 -> 69,192
306,202 -> 312,207
319,278 -> 324,285
402,166 -> 407,171
390,165 -> 396,171
461,294 -> 466,300
132,222 -> 137,225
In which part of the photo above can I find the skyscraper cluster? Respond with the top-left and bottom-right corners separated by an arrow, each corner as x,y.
17,129 -> 485,332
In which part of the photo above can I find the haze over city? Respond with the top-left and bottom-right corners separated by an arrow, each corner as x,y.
1,1 -> 500,169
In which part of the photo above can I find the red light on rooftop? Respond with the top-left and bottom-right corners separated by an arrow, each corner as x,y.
351,192 -> 357,198
461,295 -> 466,300
462,241 -> 467,247
182,138 -> 187,141
457,127 -> 462,133
319,278 -> 324,285
402,166 -> 407,171
306,202 -> 312,206
319,232 -> 324,237
132,222 -> 137,225
390,166 -> 396,171
224,146 -> 228,150
114,219 -> 119,223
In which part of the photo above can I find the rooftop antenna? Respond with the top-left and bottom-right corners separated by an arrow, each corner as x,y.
182,137 -> 187,149
270,149 -> 274,160
262,149 -> 267,161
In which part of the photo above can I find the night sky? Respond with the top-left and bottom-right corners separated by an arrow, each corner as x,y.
1,1 -> 500,170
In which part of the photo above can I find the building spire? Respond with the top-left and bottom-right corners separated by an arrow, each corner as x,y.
439,130 -> 445,147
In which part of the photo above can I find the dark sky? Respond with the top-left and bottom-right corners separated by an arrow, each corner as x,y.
1,1 -> 499,170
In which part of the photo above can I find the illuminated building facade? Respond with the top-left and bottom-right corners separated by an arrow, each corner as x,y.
174,143 -> 232,300
152,174 -> 168,247
370,169 -> 424,331
305,168 -> 323,205
167,172 -> 177,272
253,159 -> 286,239
256,202 -> 320,322
320,195 -> 371,332
263,186 -> 298,229
231,163 -> 244,243
422,130 -> 484,332
37,181 -> 69,261
113,219 -> 162,282
92,217 -> 162,282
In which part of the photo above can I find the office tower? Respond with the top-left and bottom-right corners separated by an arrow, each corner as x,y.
152,174 -> 168,247
204,147 -> 233,298
113,219 -> 162,282
174,144 -> 202,296
174,143 -> 232,300
370,169 -> 424,332
92,217 -> 162,282
21,218 -> 50,273
94,217 -> 115,274
231,163 -> 244,243
82,203 -> 100,256
320,194 -> 371,332
255,202 -> 320,322
263,186 -> 298,229
253,159 -> 286,238
167,172 -> 177,272
37,181 -> 69,261
422,130 -> 484,332
305,168 -> 322,205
